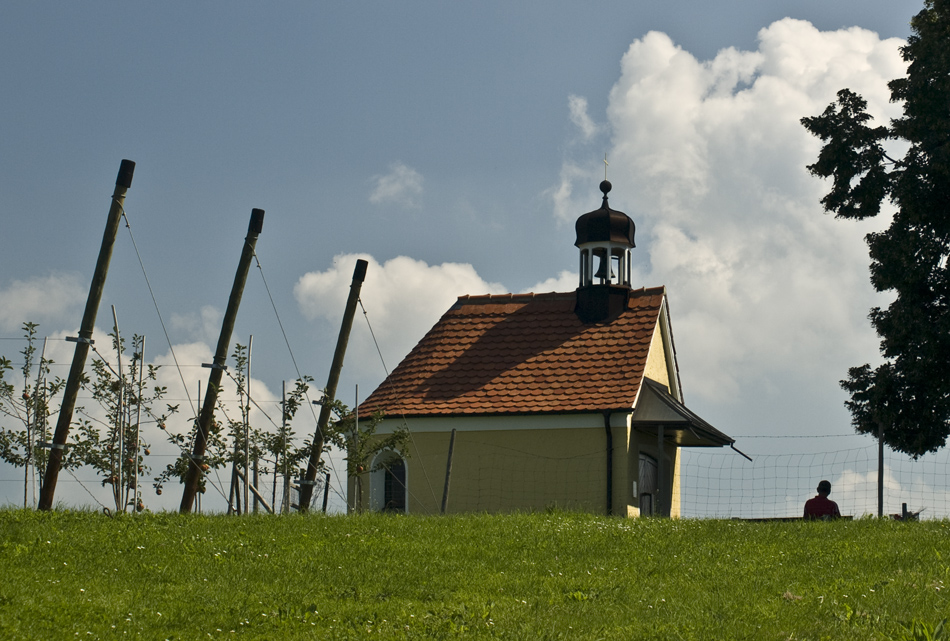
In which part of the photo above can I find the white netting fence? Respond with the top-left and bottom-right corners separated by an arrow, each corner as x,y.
5,438 -> 950,519
680,444 -> 950,519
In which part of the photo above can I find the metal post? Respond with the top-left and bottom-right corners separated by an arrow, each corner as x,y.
603,410 -> 613,516
322,472 -> 331,513
281,380 -> 289,514
228,456 -> 240,515
878,422 -> 884,518
656,426 -> 665,517
298,259 -> 368,510
112,306 -> 124,512
253,456 -> 260,514
134,336 -> 145,512
441,429 -> 457,514
245,335 -> 252,514
40,159 -> 135,511
24,387 -> 30,508
180,208 -> 264,513
32,337 -> 49,506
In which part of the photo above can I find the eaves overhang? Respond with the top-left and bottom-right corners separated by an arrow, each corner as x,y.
632,378 -> 734,448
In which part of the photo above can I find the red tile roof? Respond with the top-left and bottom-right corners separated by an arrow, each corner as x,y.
359,286 -> 668,417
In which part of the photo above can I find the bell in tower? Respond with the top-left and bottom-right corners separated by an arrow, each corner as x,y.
574,180 -> 636,323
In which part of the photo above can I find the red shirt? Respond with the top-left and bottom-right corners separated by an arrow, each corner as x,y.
804,495 -> 841,519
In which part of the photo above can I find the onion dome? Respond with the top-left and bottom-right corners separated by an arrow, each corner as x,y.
574,181 -> 635,248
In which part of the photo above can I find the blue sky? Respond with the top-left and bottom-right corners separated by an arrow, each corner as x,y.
0,1 -> 926,511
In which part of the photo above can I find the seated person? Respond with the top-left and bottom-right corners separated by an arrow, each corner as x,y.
804,480 -> 841,520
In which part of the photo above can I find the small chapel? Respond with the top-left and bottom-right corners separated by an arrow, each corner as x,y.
354,180 -> 735,517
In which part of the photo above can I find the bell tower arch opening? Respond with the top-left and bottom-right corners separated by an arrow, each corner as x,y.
574,181 -> 636,323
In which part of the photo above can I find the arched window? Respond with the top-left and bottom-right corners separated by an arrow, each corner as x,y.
370,451 -> 407,513
383,459 -> 406,512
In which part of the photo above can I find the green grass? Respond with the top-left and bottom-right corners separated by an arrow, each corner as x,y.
0,510 -> 948,640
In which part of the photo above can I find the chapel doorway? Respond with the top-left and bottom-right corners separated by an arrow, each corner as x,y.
639,453 -> 657,516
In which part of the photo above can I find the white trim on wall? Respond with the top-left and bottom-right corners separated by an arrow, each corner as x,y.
368,412 -> 633,435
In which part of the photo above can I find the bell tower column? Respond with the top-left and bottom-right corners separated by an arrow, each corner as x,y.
574,181 -> 636,323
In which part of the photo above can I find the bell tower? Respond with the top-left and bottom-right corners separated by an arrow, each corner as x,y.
574,180 -> 636,323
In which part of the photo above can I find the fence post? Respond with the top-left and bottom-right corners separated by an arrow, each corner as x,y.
878,422 -> 884,518
441,429 -> 457,514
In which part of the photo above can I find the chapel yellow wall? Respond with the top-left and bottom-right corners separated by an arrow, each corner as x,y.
643,318 -> 671,390
637,314 -> 682,516
613,422 -> 634,517
351,420 -> 686,518
354,426 -> 610,515
670,446 -> 682,518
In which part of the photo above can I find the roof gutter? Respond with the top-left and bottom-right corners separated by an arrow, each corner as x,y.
731,443 -> 753,462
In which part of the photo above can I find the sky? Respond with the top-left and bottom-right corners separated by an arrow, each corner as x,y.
0,1 -> 931,513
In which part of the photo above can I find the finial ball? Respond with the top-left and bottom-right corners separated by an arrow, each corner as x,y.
600,180 -> 612,196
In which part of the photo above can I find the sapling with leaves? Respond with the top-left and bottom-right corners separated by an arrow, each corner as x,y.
257,376 -> 315,512
153,394 -> 229,501
153,343 -> 256,503
218,342 -> 283,514
208,373 -> 313,513
323,399 -> 406,513
0,322 -> 67,507
221,342 -> 253,514
153,340 -> 316,513
71,332 -> 176,513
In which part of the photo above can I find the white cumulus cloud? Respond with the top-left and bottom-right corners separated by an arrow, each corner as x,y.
522,270 -> 578,294
551,19 -> 906,409
568,94 -> 601,141
0,273 -> 85,332
369,162 -> 424,209
169,305 -> 223,347
295,253 -> 505,382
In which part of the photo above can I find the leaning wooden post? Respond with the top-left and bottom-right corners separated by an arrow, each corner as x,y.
179,209 -> 264,513
39,159 -> 135,511
321,472 -> 331,513
298,259 -> 368,511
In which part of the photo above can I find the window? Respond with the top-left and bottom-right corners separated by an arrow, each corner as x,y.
370,451 -> 407,513
382,458 -> 406,513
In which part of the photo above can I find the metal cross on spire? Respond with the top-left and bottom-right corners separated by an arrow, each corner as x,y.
604,154 -> 609,181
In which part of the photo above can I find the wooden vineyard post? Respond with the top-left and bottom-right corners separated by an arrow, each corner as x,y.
298,259 -> 368,511
179,209 -> 264,513
39,159 -> 135,511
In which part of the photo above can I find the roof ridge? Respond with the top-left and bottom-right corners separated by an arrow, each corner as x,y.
456,286 -> 667,304
629,285 -> 666,297
456,291 -> 575,303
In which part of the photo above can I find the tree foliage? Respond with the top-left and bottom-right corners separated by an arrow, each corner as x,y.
72,332 -> 175,513
153,341 -> 317,514
801,0 -> 950,456
0,323 -> 67,506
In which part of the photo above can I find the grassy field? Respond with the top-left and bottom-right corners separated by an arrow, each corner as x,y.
0,509 -> 948,640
